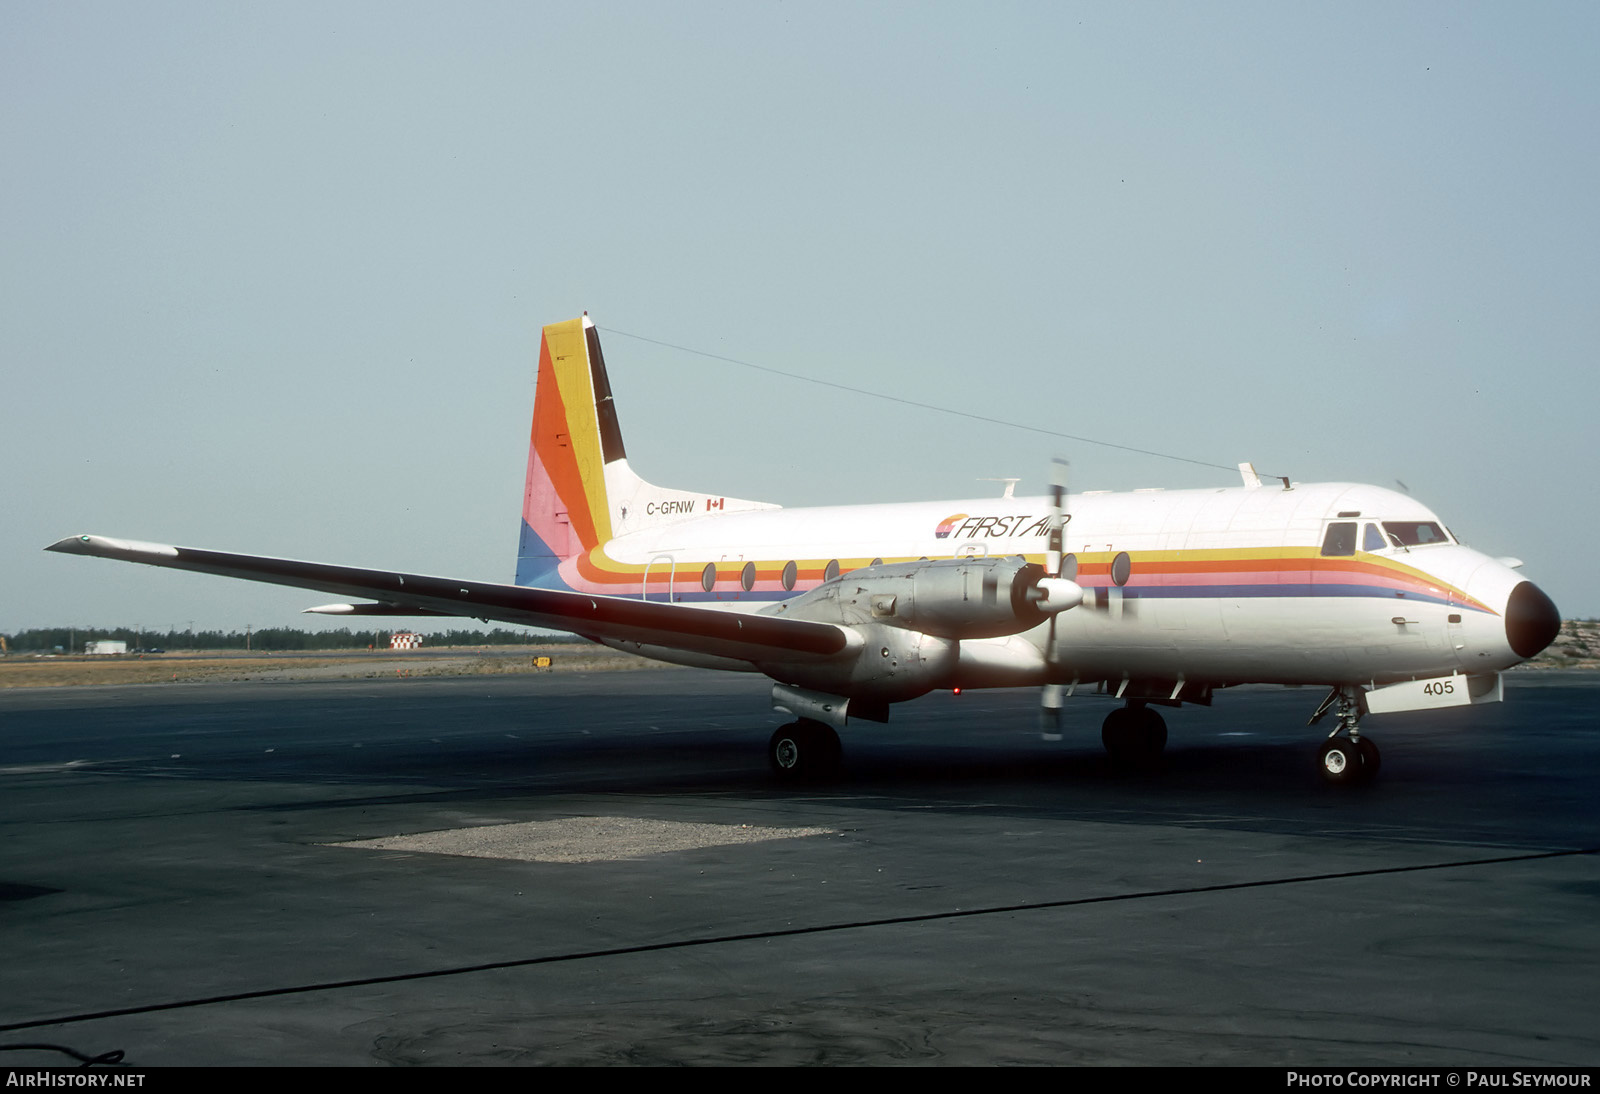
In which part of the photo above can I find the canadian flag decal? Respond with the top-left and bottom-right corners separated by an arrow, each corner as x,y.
707,497 -> 725,510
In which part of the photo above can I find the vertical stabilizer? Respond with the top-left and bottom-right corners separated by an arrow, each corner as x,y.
516,317 -> 778,587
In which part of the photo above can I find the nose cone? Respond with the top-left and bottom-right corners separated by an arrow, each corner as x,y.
1505,581 -> 1560,660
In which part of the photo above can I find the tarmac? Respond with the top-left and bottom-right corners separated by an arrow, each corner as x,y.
1,668 -> 1596,1065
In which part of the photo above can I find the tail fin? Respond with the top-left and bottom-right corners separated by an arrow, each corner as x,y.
516,316 -> 778,586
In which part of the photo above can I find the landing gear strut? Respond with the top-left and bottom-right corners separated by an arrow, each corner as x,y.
1308,686 -> 1380,785
1102,702 -> 1167,768
768,719 -> 842,780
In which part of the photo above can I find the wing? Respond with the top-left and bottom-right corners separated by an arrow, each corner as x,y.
44,535 -> 852,664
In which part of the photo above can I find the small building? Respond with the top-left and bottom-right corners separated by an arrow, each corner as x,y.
85,640 -> 127,656
390,632 -> 422,651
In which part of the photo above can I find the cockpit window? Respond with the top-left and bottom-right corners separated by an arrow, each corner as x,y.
1382,521 -> 1449,547
1363,523 -> 1386,552
1320,522 -> 1357,557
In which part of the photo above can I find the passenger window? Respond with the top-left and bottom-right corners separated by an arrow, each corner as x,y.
823,559 -> 840,582
1111,551 -> 1131,587
781,560 -> 797,591
1363,523 -> 1386,552
700,562 -> 717,592
740,561 -> 756,592
1321,522 -> 1357,557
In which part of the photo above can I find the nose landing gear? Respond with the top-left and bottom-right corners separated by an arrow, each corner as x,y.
1308,686 -> 1380,785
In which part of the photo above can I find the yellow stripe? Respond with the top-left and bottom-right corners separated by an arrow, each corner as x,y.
543,318 -> 613,544
577,545 -> 1482,607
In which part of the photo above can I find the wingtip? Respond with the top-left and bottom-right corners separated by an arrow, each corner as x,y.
45,534 -> 179,558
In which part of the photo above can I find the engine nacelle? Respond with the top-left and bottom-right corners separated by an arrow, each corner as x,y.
757,557 -> 1080,704
758,621 -> 959,704
768,556 -> 1064,639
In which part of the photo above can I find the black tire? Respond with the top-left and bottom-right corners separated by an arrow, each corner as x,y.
769,723 -> 805,776
768,720 -> 841,780
1101,706 -> 1135,763
1135,706 -> 1168,763
1102,705 -> 1166,768
1355,737 -> 1381,781
1317,737 -> 1366,786
819,723 -> 843,770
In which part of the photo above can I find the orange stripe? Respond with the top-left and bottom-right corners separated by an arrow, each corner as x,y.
565,547 -> 1490,610
543,320 -> 612,544
530,329 -> 600,550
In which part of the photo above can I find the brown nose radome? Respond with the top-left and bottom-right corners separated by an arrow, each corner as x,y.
1505,581 -> 1560,660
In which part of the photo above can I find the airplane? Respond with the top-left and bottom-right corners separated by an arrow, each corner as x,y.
48,315 -> 1561,785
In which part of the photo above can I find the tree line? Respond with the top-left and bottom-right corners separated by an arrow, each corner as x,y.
1,626 -> 570,653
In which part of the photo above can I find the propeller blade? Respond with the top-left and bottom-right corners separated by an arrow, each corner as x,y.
1046,458 -> 1067,579
1041,682 -> 1063,742
1042,458 -> 1069,739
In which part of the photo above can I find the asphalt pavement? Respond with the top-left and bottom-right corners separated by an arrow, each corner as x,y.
1,669 -> 1596,1065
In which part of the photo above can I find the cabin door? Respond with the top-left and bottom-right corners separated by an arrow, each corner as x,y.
642,555 -> 675,603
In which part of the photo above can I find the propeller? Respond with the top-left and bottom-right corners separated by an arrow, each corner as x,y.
1035,462 -> 1142,739
1041,459 -> 1069,741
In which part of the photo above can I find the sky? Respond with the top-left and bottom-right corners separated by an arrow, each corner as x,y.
4,1 -> 1597,635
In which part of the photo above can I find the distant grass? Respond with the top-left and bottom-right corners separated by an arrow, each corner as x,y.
0,644 -> 662,688
11,624 -> 1591,689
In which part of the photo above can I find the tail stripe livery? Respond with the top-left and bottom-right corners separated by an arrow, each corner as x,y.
517,316 -> 779,590
518,317 -> 635,582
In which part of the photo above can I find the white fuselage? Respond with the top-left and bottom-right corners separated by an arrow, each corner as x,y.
544,481 -> 1531,689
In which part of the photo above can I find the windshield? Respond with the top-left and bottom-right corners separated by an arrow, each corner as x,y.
1383,521 -> 1450,547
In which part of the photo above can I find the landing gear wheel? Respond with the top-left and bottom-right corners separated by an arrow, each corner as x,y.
1100,707 -> 1129,760
1317,737 -> 1370,786
768,720 -> 841,780
1312,686 -> 1378,786
1102,704 -> 1167,768
1356,736 -> 1381,779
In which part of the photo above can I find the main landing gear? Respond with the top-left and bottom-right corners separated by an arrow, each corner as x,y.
1308,686 -> 1381,786
1101,702 -> 1167,768
768,719 -> 842,780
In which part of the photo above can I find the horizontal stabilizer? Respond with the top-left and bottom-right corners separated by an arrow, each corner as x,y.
303,602 -> 454,616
